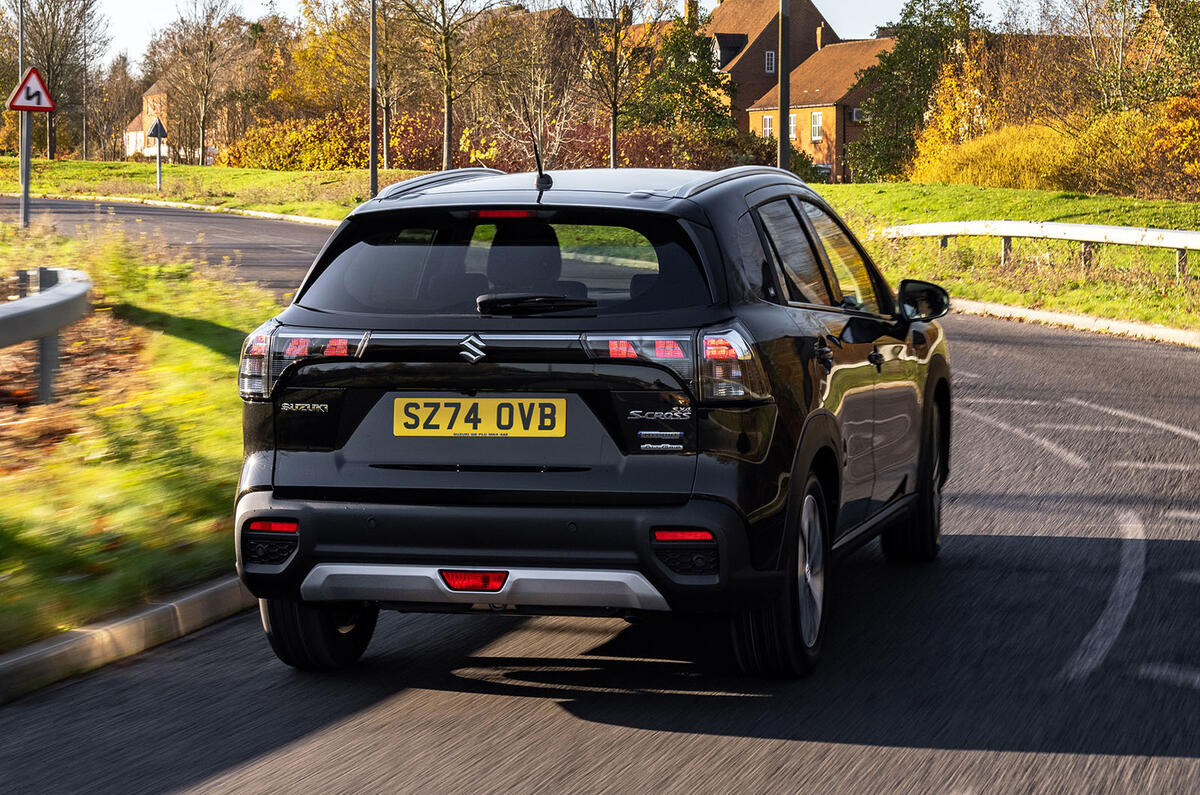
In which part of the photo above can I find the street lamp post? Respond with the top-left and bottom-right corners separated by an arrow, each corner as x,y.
369,0 -> 379,197
777,0 -> 789,172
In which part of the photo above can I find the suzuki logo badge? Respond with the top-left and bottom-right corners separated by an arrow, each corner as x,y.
459,334 -> 486,363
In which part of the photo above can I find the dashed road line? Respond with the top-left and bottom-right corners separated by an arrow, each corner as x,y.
1113,461 -> 1200,472
1165,510 -> 1200,522
1136,663 -> 1200,691
1033,423 -> 1143,434
957,406 -> 1089,469
1065,398 -> 1200,443
957,397 -> 1048,407
1059,510 -> 1146,682
1176,571 -> 1200,585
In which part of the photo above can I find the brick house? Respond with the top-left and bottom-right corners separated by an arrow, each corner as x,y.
123,81 -> 169,158
706,0 -> 840,130
747,36 -> 893,182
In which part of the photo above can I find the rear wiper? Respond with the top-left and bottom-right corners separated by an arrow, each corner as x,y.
476,292 -> 598,316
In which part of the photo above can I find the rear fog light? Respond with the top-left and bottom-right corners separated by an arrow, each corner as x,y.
440,570 -> 509,592
653,529 -> 714,542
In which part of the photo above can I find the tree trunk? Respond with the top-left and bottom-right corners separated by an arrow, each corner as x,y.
200,124 -> 207,166
609,105 -> 617,168
382,100 -> 391,170
442,82 -> 453,171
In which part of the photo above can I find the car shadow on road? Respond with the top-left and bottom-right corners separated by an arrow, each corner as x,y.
415,534 -> 1200,759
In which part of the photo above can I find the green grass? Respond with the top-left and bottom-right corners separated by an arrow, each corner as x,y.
0,228 -> 280,653
816,183 -> 1200,330
0,157 -> 424,221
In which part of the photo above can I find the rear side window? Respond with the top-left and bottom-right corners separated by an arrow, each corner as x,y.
297,210 -> 712,316
756,200 -> 831,306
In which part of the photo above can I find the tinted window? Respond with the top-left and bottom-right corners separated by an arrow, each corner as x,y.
756,200 -> 831,306
298,210 -> 712,316
800,202 -> 880,314
736,212 -> 778,302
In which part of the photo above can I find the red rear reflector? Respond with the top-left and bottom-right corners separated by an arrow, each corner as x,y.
654,339 -> 685,359
474,210 -> 538,218
703,337 -> 738,360
608,339 -> 638,358
248,520 -> 299,533
283,337 -> 309,357
440,570 -> 509,592
324,337 -> 349,356
654,530 -> 715,542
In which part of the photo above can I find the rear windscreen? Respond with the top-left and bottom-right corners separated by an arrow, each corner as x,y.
296,210 -> 713,316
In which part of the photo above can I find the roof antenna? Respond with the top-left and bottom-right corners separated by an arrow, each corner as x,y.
522,96 -> 553,192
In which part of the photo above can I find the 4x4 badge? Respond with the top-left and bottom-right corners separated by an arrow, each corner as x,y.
459,334 -> 486,363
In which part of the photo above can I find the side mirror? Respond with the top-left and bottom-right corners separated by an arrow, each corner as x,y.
897,279 -> 950,323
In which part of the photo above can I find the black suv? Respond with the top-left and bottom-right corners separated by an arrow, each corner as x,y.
235,166 -> 951,676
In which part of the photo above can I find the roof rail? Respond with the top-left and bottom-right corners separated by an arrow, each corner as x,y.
674,165 -> 803,199
378,167 -> 505,200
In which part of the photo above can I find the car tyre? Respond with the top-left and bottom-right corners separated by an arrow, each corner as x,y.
731,472 -> 830,677
881,400 -> 945,563
260,598 -> 378,670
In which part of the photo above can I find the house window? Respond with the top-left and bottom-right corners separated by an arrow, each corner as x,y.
811,111 -> 823,142
789,113 -> 796,139
762,115 -> 773,139
765,50 -> 775,74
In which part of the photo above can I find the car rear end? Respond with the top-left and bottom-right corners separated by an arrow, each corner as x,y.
235,199 -> 775,619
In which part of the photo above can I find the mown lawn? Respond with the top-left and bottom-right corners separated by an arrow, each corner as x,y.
0,227 -> 279,653
817,182 -> 1200,329
0,157 -> 424,221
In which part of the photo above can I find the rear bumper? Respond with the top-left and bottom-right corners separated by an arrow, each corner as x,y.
235,490 -> 782,614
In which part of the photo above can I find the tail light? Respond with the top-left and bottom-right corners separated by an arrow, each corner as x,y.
584,334 -> 696,380
238,323 -> 366,399
699,329 -> 769,400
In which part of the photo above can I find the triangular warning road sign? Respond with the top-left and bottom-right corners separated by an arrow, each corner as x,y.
7,68 -> 55,112
148,118 -> 167,139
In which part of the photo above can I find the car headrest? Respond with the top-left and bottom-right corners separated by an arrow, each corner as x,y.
486,222 -> 562,290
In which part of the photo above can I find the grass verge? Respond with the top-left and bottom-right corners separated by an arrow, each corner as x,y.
818,183 -> 1200,330
0,157 -> 424,221
0,226 -> 279,653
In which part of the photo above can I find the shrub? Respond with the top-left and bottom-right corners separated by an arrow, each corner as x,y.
909,124 -> 1069,189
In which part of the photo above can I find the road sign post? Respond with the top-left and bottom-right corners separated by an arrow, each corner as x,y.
148,118 -> 167,191
7,66 -> 56,229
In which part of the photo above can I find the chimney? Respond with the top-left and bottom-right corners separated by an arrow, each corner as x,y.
685,0 -> 698,26
619,3 -> 632,27
816,20 -> 825,50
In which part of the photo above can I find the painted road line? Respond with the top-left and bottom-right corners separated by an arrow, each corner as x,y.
1059,510 -> 1146,682
1032,423 -> 1144,434
1136,663 -> 1200,691
1112,461 -> 1200,472
1176,571 -> 1200,585
957,406 -> 1089,469
1065,397 -> 1200,443
957,397 -> 1049,407
955,370 -> 983,379
1165,510 -> 1200,522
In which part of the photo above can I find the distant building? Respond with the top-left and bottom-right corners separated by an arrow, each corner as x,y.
705,0 -> 840,130
123,82 -> 168,159
747,36 -> 894,182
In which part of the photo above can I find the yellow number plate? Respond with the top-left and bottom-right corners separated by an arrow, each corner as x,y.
393,398 -> 567,437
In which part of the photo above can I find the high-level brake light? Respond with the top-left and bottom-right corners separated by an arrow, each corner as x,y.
473,209 -> 538,219
439,570 -> 509,592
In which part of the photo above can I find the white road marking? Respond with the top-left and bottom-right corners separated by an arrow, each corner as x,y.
1065,398 -> 1200,443
1112,461 -> 1200,472
1165,510 -> 1200,522
1136,663 -> 1200,691
955,370 -> 983,379
958,397 -> 1047,406
1032,423 -> 1142,434
957,406 -> 1089,469
1176,571 -> 1200,585
1059,510 -> 1146,682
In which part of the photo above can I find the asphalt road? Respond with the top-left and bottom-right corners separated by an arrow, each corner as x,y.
2,198 -> 1199,793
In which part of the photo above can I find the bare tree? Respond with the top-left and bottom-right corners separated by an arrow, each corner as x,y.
3,0 -> 108,158
577,0 -> 668,167
478,3 -> 586,169
88,54 -> 141,160
396,0 -> 505,170
149,0 -> 244,164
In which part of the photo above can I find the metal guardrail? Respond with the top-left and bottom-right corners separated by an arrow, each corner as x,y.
1,267 -> 91,403
881,220 -> 1198,279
